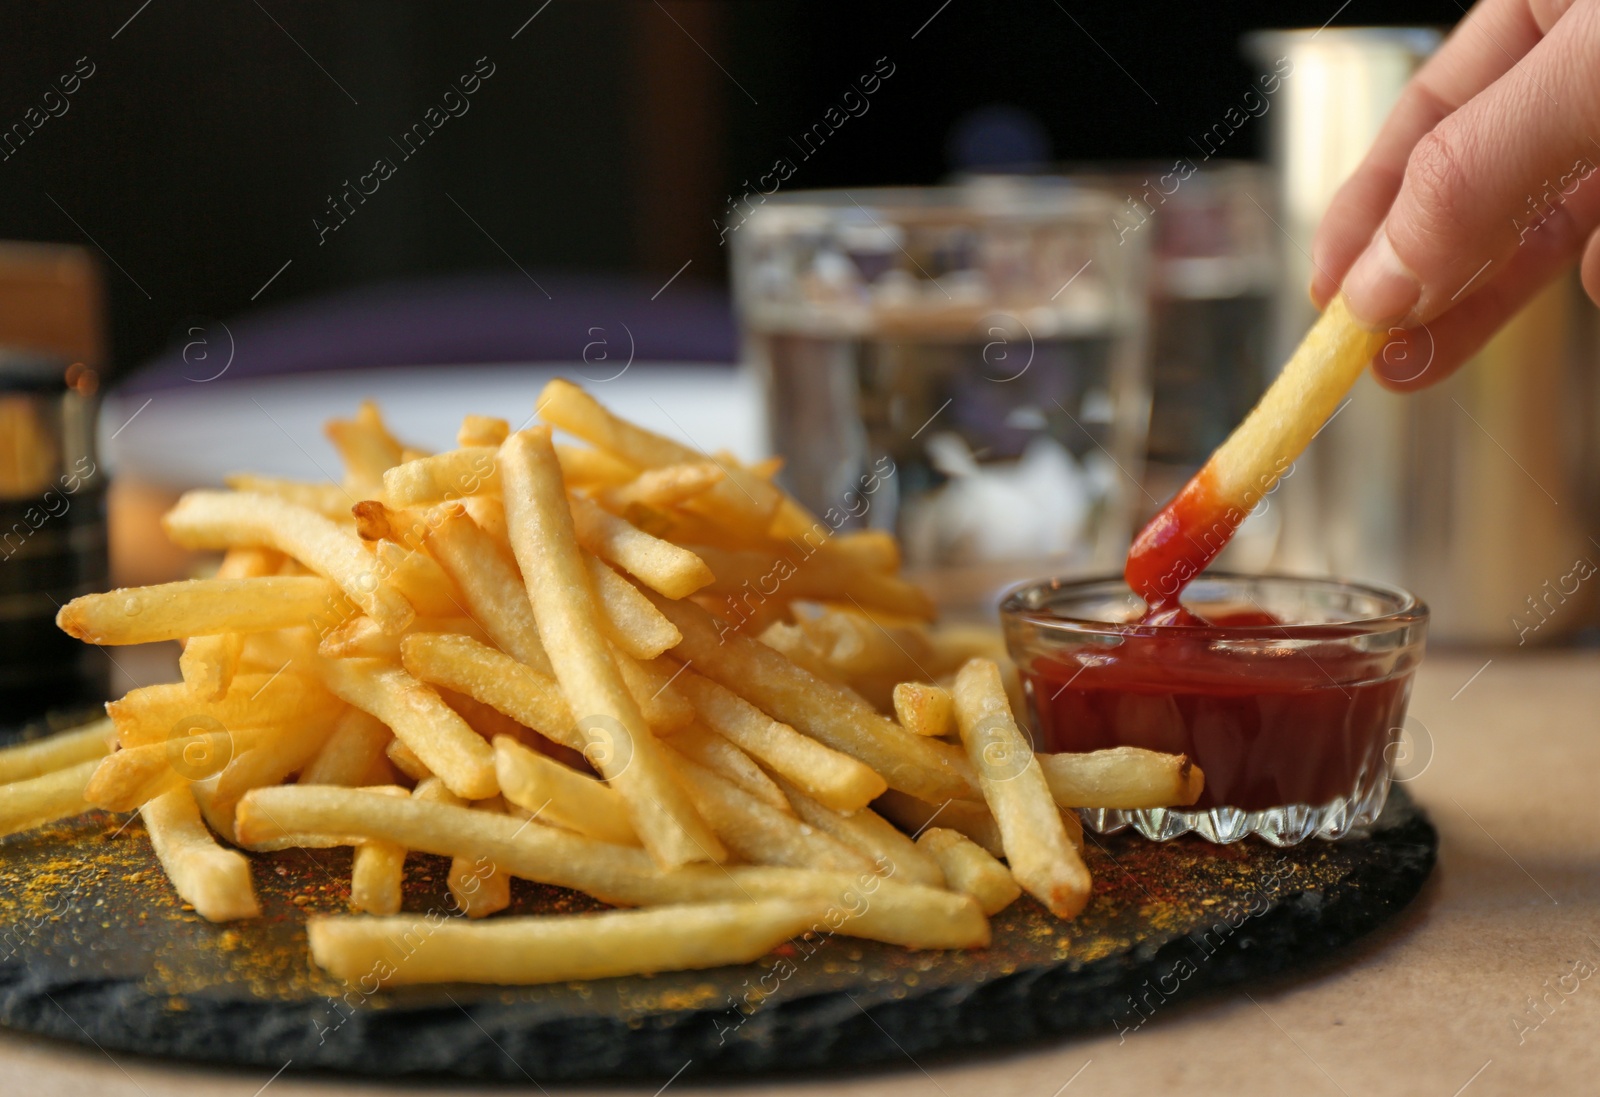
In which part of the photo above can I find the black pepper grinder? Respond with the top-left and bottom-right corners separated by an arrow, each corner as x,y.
0,244 -> 111,730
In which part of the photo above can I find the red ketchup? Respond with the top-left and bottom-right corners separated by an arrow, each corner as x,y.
1021,607 -> 1409,812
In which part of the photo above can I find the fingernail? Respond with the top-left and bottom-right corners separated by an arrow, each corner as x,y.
1341,231 -> 1421,329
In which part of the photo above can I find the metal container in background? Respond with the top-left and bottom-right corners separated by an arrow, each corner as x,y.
1245,28 -> 1600,645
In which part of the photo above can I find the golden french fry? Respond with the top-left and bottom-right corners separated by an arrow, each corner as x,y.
85,731 -> 235,811
667,723 -> 791,814
774,777 -> 944,888
162,492 -> 414,632
317,657 -> 497,800
672,670 -> 885,812
179,548 -> 284,699
223,474 -> 354,521
554,443 -> 639,488
695,546 -> 933,622
586,555 -> 681,659
458,414 -> 509,448
1038,747 -> 1204,809
648,593 -> 975,802
598,462 -> 724,511
385,737 -> 432,782
665,748 -> 871,873
493,736 -> 638,847
0,718 -> 113,785
382,446 -> 499,507
610,651 -> 695,732
872,789 -> 1006,857
299,709 -> 393,786
893,682 -> 955,738
401,633 -> 576,750
0,758 -> 100,838
499,428 -> 721,868
143,787 -> 260,921
317,614 -> 487,661
57,576 -> 344,645
308,899 -> 820,986
422,506 -> 555,674
325,400 -> 406,492
372,540 -> 467,619
954,658 -> 1090,920
236,785 -> 986,947
214,712 -> 342,801
351,833 -> 407,915
108,675 -> 331,748
916,827 -> 1020,915
1127,296 -> 1389,603
569,495 -> 714,599
449,855 -> 510,918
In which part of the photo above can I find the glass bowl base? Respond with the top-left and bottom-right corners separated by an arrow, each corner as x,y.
1079,772 -> 1394,847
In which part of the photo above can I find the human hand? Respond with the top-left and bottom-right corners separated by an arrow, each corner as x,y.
1310,0 -> 1600,390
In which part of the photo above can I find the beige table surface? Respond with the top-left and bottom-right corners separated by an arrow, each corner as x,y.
3,649 -> 1597,1097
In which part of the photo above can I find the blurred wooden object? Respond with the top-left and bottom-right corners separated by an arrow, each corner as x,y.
0,243 -> 104,368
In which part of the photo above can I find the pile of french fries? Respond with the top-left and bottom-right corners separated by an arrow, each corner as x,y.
1,379 -> 1204,988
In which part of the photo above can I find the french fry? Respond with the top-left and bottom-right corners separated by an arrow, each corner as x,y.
872,790 -> 1006,857
1038,747 -> 1204,809
457,414 -> 509,448
351,833 -> 407,915
142,786 -> 260,921
308,900 -> 820,986
108,676 -> 331,747
665,748 -> 872,873
326,400 -> 406,496
179,548 -> 283,699
317,614 -> 490,661
382,446 -> 499,507
916,827 -> 1020,915
449,854 -> 510,918
0,759 -> 100,838
162,492 -> 415,632
500,428 -> 721,868
0,719 -> 113,785
214,712 -> 343,801
667,723 -> 791,814
223,474 -> 354,522
372,540 -> 467,619
85,731 -> 236,811
421,506 -> 555,674
299,709 -> 393,786
586,555 -> 681,659
648,593 -> 975,803
57,577 -> 344,645
773,777 -> 946,888
1126,296 -> 1389,603
696,546 -> 934,622
555,443 -> 639,488
609,651 -> 695,732
385,737 -> 432,782
672,669 -> 885,812
236,785 -> 986,947
598,462 -> 724,511
493,736 -> 639,847
953,658 -> 1090,919
569,495 -> 714,599
317,657 -> 497,800
401,633 -> 575,749
893,682 -> 955,738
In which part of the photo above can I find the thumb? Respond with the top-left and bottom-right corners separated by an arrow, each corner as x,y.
1341,0 -> 1600,330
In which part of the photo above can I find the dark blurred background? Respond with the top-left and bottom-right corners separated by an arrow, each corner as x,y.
0,0 -> 1462,378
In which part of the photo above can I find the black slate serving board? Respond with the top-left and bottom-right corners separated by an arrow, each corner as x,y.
0,779 -> 1436,1082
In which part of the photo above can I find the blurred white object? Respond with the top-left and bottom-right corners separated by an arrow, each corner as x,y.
904,433 -> 1089,565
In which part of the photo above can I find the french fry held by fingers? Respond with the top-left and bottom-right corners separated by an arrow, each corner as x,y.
954,658 -> 1091,920
162,491 -> 415,633
308,900 -> 824,987
1038,747 -> 1204,810
1125,296 -> 1389,607
498,427 -> 723,868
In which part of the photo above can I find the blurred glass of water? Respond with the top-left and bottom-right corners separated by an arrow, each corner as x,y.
732,182 -> 1151,597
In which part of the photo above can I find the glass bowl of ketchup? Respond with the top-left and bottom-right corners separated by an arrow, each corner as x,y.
1000,573 -> 1428,846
